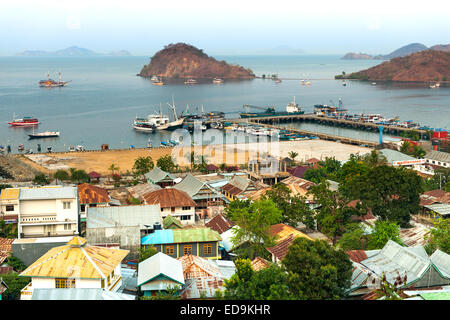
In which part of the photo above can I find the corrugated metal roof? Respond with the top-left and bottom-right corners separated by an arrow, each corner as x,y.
31,288 -> 135,300
144,167 -> 175,183
0,237 -> 13,264
425,150 -> 450,163
400,226 -> 431,247
137,252 -> 184,287
20,236 -> 129,279
205,214 -> 234,234
269,224 -> 313,242
178,254 -> 222,279
127,183 -> 161,200
141,228 -> 221,245
173,173 -> 205,197
430,250 -> 450,279
143,188 -> 196,208
360,240 -> 431,286
77,183 -> 110,205
0,188 -> 19,200
87,205 -> 162,229
19,186 -> 77,200
379,148 -> 416,163
163,215 -> 183,229
424,203 -> 450,216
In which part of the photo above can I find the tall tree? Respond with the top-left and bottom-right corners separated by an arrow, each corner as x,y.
156,155 -> 177,173
225,199 -> 282,259
366,220 -> 403,249
343,165 -> 424,227
425,218 -> 450,255
133,156 -> 154,179
282,238 -> 353,300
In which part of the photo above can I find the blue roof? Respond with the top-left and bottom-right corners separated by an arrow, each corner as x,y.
141,229 -> 174,245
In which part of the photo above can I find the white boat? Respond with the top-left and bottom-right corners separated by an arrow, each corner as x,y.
28,131 -> 60,139
166,97 -> 185,130
184,78 -> 197,85
286,96 -> 303,113
212,78 -> 224,84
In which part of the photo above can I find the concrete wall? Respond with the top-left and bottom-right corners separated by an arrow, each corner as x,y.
160,206 -> 195,224
12,241 -> 69,266
86,226 -> 140,259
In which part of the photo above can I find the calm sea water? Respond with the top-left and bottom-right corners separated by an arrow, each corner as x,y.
0,55 -> 449,153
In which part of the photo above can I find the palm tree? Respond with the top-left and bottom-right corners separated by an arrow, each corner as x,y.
288,151 -> 298,162
108,163 -> 120,181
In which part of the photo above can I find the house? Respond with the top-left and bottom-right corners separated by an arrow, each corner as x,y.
287,165 -> 310,179
306,158 -> 321,168
144,167 -> 176,187
247,156 -> 290,186
137,252 -> 184,297
31,288 -> 135,300
420,190 -> 450,206
422,203 -> 450,219
359,240 -> 450,289
86,205 -> 162,258
127,183 -> 161,202
19,236 -> 129,300
141,228 -> 222,260
251,257 -> 271,271
221,175 -> 260,201
266,224 -> 314,263
77,183 -> 111,221
378,148 -> 425,168
206,164 -> 219,173
173,173 -> 227,208
178,254 -> 236,299
0,188 -> 20,222
15,186 -> 79,239
0,277 -> 8,300
88,171 -> 102,182
163,215 -> 183,229
205,213 -> 234,234
424,150 -> 450,168
0,237 -> 13,265
143,188 -> 196,225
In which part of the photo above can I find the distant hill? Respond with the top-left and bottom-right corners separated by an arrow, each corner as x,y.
430,44 -> 450,52
341,52 -> 374,60
337,50 -> 450,82
138,43 -> 255,79
374,43 -> 428,60
16,46 -> 131,57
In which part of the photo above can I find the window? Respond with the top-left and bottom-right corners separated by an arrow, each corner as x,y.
5,205 -> 14,212
160,207 -> 164,212
80,204 -> 86,212
55,278 -> 75,288
182,206 -> 191,211
63,201 -> 71,209
180,215 -> 191,221
64,224 -> 71,230
166,246 -> 175,256
203,244 -> 212,255
171,207 -> 175,213
184,245 -> 192,255
101,279 -> 105,288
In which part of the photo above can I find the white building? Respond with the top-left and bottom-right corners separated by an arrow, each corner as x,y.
19,236 -> 129,300
16,186 -> 80,239
424,150 -> 450,169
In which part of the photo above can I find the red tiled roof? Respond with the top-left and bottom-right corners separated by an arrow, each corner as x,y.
420,189 -> 450,205
306,158 -> 320,163
266,234 -> 295,261
206,164 -> 219,171
0,237 -> 14,264
251,257 -> 271,271
345,250 -> 368,264
205,214 -> 234,234
221,184 -> 243,196
143,188 -> 196,208
88,171 -> 101,178
77,183 -> 110,205
287,166 -> 309,179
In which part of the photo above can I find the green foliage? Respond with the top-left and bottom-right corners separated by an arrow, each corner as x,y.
288,151 -> 298,161
223,259 -> 293,300
337,224 -> 368,250
156,155 -> 177,173
54,170 -> 69,181
282,238 -> 353,299
263,183 -> 315,229
367,220 -> 403,250
423,168 -> 450,191
0,184 -> 13,191
373,272 -> 407,300
0,220 -> 17,238
5,255 -> 27,272
33,173 -> 50,185
342,165 -> 424,227
399,141 -> 426,158
400,130 -> 420,141
140,285 -> 181,300
133,156 -> 154,178
309,181 -> 359,244
129,197 -> 141,205
225,199 -> 282,259
139,246 -> 158,262
1,272 -> 30,300
303,156 -> 342,184
425,218 -> 450,255
70,169 -> 90,184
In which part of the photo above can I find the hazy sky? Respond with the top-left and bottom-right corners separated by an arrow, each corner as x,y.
1,0 -> 449,56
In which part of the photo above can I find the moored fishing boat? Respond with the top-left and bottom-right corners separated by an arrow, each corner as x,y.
184,78 -> 197,85
28,131 -> 60,139
8,115 -> 39,126
212,78 -> 224,84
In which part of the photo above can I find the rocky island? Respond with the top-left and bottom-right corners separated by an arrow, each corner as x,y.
341,52 -> 374,60
336,50 -> 450,82
138,43 -> 255,79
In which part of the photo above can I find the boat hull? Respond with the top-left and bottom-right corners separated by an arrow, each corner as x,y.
240,111 -> 305,118
8,122 -> 39,126
28,134 -> 59,139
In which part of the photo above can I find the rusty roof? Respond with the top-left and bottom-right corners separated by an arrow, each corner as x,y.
181,277 -> 225,299
420,190 -> 450,206
221,183 -> 243,196
205,214 -> 234,234
88,171 -> 101,178
0,237 -> 13,264
269,223 -> 313,243
178,254 -> 222,280
246,176 -> 316,201
20,237 -> 129,279
399,225 -> 430,247
143,188 -> 196,208
266,234 -> 296,262
346,250 -> 369,264
77,183 -> 110,205
127,183 -> 162,201
251,257 -> 271,271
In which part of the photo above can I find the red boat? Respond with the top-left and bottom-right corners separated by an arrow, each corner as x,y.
8,116 -> 40,126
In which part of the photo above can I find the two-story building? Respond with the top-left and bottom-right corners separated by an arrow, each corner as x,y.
144,167 -> 176,188
0,188 -> 20,222
15,186 -> 79,239
19,236 -> 129,300
143,188 -> 196,225
77,183 -> 112,221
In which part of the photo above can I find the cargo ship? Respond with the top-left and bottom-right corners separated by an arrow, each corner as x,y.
39,71 -> 70,88
8,115 -> 39,126
239,97 -> 304,118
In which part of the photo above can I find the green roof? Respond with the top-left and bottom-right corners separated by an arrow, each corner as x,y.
173,173 -> 224,199
163,215 -> 183,229
144,167 -> 175,184
173,228 -> 221,243
420,292 -> 450,300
